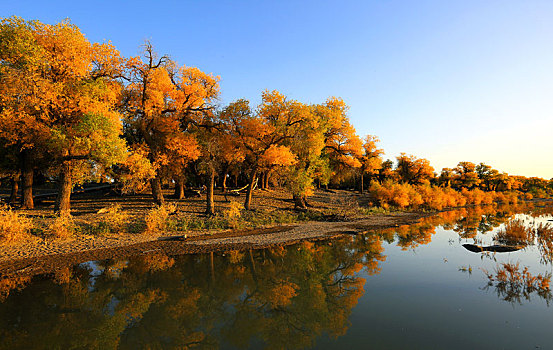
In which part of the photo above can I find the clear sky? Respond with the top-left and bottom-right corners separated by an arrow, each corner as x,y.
3,0 -> 552,178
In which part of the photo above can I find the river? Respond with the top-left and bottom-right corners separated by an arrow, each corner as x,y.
0,202 -> 552,349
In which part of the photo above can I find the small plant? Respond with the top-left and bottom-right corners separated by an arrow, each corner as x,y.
223,201 -> 243,229
0,206 -> 33,242
178,215 -> 229,231
45,214 -> 76,239
494,219 -> 534,246
483,262 -> 552,304
145,203 -> 177,233
92,204 -> 130,235
357,206 -> 388,216
536,222 -> 553,264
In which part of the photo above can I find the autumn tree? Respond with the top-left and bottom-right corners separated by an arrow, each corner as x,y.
221,93 -> 297,210
122,42 -> 218,204
358,135 -> 383,193
315,97 -> 363,186
193,109 -> 240,215
452,161 -> 480,190
395,153 -> 434,185
377,159 -> 394,183
281,102 -> 325,208
438,168 -> 454,187
0,17 -> 48,209
0,17 -> 128,213
218,127 -> 245,193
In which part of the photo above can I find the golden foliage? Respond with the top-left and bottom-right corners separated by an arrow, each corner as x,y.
0,206 -> 33,242
370,179 -> 525,211
145,203 -> 177,233
96,204 -> 129,234
223,201 -> 243,229
45,214 -> 76,239
484,262 -> 551,302
130,252 -> 175,273
0,275 -> 32,301
494,219 -> 534,246
267,281 -> 299,308
395,153 -> 434,185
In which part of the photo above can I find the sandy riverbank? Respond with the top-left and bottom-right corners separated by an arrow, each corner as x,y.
0,211 -> 426,277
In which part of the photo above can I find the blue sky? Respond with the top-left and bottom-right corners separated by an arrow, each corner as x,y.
3,0 -> 553,178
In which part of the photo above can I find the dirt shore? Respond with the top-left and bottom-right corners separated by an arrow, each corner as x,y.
0,211 -> 426,278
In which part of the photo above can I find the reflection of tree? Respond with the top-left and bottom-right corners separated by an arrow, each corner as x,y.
389,223 -> 435,250
0,237 -> 386,349
375,202 -> 550,253
453,205 -> 521,239
1,202 -> 551,348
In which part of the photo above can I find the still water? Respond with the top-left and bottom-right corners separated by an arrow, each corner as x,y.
1,202 -> 552,349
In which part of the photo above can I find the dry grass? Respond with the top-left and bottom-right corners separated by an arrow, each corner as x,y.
91,204 -> 131,235
145,203 -> 177,233
494,219 -> 534,246
223,200 -> 244,229
483,262 -> 551,298
483,262 -> 552,305
536,222 -> 553,264
44,214 -> 76,239
0,206 -> 33,242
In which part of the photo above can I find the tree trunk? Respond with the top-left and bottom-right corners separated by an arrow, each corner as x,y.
259,172 -> 265,190
205,167 -> 215,215
360,172 -> 364,194
54,162 -> 72,214
293,194 -> 307,210
174,177 -> 185,199
150,175 -> 165,205
9,175 -> 19,205
264,171 -> 270,189
244,170 -> 257,210
222,170 -> 228,193
20,149 -> 34,209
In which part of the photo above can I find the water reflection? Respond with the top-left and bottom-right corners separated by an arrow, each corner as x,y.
0,201 -> 552,349
482,262 -> 552,306
378,202 -> 553,252
0,236 -> 386,349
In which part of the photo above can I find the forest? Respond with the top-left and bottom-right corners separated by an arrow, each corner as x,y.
1,16 -> 552,242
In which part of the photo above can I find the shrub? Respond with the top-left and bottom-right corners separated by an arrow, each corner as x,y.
418,185 -> 446,210
45,214 -> 76,239
93,204 -> 130,235
223,201 -> 243,229
484,262 -> 551,295
494,219 -> 533,245
145,203 -> 177,233
370,180 -> 412,208
0,206 -> 33,242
